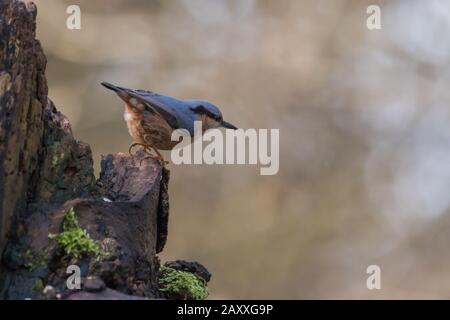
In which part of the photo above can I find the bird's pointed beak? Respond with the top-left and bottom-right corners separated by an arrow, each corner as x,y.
221,120 -> 238,130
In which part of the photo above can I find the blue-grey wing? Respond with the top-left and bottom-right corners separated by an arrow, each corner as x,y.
127,89 -> 180,130
134,90 -> 200,136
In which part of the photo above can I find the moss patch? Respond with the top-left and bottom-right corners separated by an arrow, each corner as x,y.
158,266 -> 208,300
24,249 -> 48,271
32,279 -> 43,293
48,207 -> 108,259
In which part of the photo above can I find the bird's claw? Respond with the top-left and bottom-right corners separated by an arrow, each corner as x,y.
129,142 -> 168,168
129,142 -> 148,155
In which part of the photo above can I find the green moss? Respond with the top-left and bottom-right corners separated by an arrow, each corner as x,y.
24,249 -> 48,271
158,266 -> 208,300
32,279 -> 44,293
51,154 -> 60,167
48,207 -> 108,259
51,143 -> 63,168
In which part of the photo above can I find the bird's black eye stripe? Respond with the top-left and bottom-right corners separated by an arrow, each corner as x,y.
206,110 -> 222,122
209,111 -> 220,121
191,105 -> 222,122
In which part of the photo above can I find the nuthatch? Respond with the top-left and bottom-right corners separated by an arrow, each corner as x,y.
101,82 -> 237,165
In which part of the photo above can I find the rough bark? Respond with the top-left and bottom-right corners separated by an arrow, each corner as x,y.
0,0 -> 173,299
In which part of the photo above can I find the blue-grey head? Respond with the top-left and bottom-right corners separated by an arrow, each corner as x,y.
186,100 -> 237,131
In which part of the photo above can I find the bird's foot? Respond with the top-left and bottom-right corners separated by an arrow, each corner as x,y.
145,149 -> 168,168
143,145 -> 168,168
129,142 -> 168,167
129,142 -> 148,155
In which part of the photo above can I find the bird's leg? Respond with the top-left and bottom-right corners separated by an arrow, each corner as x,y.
129,142 -> 168,167
129,142 -> 159,164
140,146 -> 169,167
139,145 -> 168,167
149,147 -> 169,167
128,142 -> 149,155
140,154 -> 158,166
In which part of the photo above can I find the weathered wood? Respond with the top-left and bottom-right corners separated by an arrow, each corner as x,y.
0,0 -> 170,299
0,0 -> 49,260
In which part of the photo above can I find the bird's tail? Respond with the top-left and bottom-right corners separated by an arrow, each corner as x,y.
101,81 -> 126,93
101,82 -> 135,103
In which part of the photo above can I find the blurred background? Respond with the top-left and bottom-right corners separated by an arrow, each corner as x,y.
32,0 -> 450,298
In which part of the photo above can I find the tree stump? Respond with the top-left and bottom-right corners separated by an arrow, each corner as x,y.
0,0 -> 171,299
